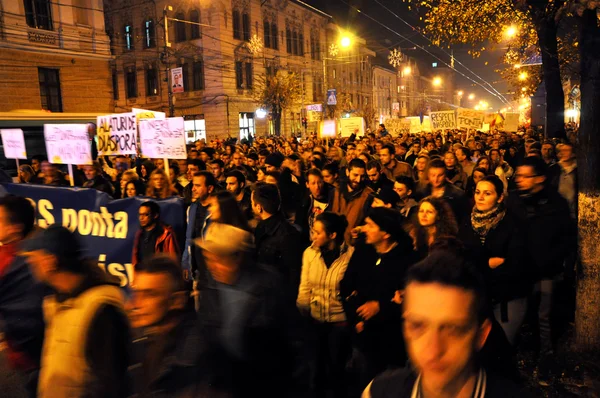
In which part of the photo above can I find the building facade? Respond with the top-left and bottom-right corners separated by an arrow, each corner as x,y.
372,65 -> 396,123
105,0 -> 348,141
0,0 -> 113,112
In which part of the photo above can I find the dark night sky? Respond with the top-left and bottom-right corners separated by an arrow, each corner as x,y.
303,0 -> 510,110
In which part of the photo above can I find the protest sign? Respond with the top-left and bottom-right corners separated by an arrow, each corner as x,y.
96,112 -> 137,156
340,117 -> 365,137
407,116 -> 432,133
307,104 -> 323,122
0,183 -> 185,287
1,129 -> 27,160
383,118 -> 411,135
502,113 -> 520,132
139,117 -> 187,159
430,111 -> 456,130
456,108 -> 485,130
171,67 -> 184,93
320,120 -> 337,138
132,108 -> 166,120
44,124 -> 92,166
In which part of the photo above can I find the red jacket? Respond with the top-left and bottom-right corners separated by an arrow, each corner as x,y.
132,223 -> 180,267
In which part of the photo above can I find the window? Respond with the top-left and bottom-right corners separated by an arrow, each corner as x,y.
271,23 -> 278,50
175,12 -> 186,42
298,33 -> 304,56
286,29 -> 292,53
263,20 -> 271,48
124,24 -> 133,50
193,61 -> 204,90
24,0 -> 52,30
235,61 -> 244,89
292,31 -> 298,55
239,112 -> 255,140
145,66 -> 158,96
38,68 -> 62,112
245,62 -> 253,89
125,67 -> 137,98
190,10 -> 201,39
184,117 -> 206,143
242,12 -> 250,41
112,70 -> 119,100
232,10 -> 241,39
144,19 -> 156,48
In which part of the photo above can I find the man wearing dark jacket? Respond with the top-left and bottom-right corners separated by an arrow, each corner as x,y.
82,161 -> 114,197
251,182 -> 304,298
0,195 -> 46,396
508,156 -> 575,382
128,256 -> 202,397
295,168 -> 334,245
132,201 -> 180,267
225,170 -> 254,222
366,160 -> 394,194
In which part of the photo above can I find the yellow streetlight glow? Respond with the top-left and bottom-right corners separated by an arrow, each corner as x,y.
519,72 -> 528,81
340,36 -> 352,48
505,25 -> 518,38
474,105 -> 481,111
468,93 -> 475,100
521,87 -> 527,92
432,77 -> 442,87
403,66 -> 412,76
457,90 -> 464,96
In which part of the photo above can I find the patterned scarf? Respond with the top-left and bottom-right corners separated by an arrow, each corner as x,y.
471,203 -> 506,243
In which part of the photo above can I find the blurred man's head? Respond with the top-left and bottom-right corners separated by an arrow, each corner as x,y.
306,169 -> 325,199
0,195 -> 35,245
251,182 -> 281,220
139,201 -> 160,230
346,159 -> 367,191
427,159 -> 447,189
379,144 -> 395,166
367,161 -> 383,184
129,256 -> 187,330
191,171 -> 216,203
225,170 -> 246,197
515,156 -> 547,195
403,251 -> 491,395
83,162 -> 102,181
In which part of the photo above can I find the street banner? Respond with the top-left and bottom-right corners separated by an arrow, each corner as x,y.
320,120 -> 337,138
96,112 -> 138,156
43,124 -> 92,165
327,89 -> 337,105
132,108 -> 166,120
340,117 -> 365,137
171,67 -> 184,94
502,112 -> 519,132
392,102 -> 400,115
306,104 -> 323,112
1,128 -> 27,160
430,111 -> 456,130
139,117 -> 187,159
0,183 -> 186,287
456,108 -> 485,130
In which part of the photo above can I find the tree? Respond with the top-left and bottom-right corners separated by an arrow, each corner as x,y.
412,0 -> 568,138
573,1 -> 600,352
253,70 -> 303,136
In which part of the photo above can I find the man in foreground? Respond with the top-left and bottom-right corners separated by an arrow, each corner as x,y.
363,250 -> 526,397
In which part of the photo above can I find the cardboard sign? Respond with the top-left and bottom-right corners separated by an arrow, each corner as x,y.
456,108 -> 485,130
340,117 -> 365,137
406,116 -> 432,134
1,129 -> 27,159
132,108 -> 166,120
96,113 -> 138,156
44,124 -> 92,165
320,120 -> 337,138
383,118 -> 411,135
430,111 -> 456,130
139,117 -> 187,159
503,113 -> 520,132
171,67 -> 184,94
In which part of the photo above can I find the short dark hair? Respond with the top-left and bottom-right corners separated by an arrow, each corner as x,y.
406,250 -> 490,324
210,159 -> 225,169
306,168 -> 323,180
226,170 -> 246,186
315,212 -> 348,245
477,175 -> 504,197
193,171 -> 218,189
394,176 -> 415,194
367,160 -> 382,172
0,195 -> 35,238
189,149 -> 199,156
187,158 -> 206,170
136,255 -> 185,292
258,149 -> 270,157
247,152 -> 259,161
518,155 -> 548,179
428,158 -> 446,173
140,201 -> 160,218
348,158 -> 367,171
456,146 -> 471,158
322,162 -> 339,175
252,182 -> 281,215
381,143 -> 395,155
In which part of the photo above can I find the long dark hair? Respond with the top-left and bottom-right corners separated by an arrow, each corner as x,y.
412,197 -> 458,256
210,190 -> 250,231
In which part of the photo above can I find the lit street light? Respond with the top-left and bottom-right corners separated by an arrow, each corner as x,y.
403,66 -> 412,76
457,90 -> 464,96
505,25 -> 518,39
468,93 -> 476,100
432,76 -> 442,87
519,72 -> 528,81
340,36 -> 352,48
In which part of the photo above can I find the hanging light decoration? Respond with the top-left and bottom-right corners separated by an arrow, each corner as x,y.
388,48 -> 404,67
247,34 -> 264,55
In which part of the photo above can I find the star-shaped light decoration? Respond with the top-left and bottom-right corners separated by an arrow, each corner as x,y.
247,34 -> 264,55
388,48 -> 404,68
329,43 -> 339,57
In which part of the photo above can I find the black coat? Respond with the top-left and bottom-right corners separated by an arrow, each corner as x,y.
459,211 -> 533,304
254,213 -> 304,298
295,184 -> 335,245
506,187 -> 575,279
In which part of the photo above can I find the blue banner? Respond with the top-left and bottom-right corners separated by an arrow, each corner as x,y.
1,183 -> 186,287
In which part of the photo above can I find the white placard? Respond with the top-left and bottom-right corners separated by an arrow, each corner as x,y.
139,117 -> 187,159
339,117 -> 365,137
1,129 -> 27,159
430,111 -> 456,130
456,108 -> 485,130
97,112 -> 138,155
320,120 -> 337,138
44,124 -> 92,165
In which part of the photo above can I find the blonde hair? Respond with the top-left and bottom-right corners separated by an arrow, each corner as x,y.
146,169 -> 177,199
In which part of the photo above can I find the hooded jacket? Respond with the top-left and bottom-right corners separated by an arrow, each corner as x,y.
132,223 -> 180,267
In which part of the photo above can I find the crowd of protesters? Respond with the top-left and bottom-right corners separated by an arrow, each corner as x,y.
0,122 -> 579,397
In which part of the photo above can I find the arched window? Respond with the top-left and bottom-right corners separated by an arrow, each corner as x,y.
271,23 -> 278,50
286,28 -> 292,53
292,31 -> 298,55
233,10 -> 241,39
175,12 -> 186,42
298,33 -> 304,56
190,10 -> 201,39
263,20 -> 271,48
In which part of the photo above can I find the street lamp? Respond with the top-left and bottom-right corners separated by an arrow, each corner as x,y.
504,25 -> 518,39
432,76 -> 442,87
519,71 -> 528,81
340,36 -> 352,48
457,90 -> 464,96
468,93 -> 476,100
403,66 -> 412,76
